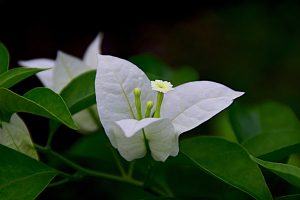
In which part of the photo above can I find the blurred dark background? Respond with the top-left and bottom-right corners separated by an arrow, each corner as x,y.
1,0 -> 300,150
1,0 -> 300,112
1,0 -> 300,199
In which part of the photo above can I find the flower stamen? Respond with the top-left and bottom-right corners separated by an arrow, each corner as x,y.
144,101 -> 154,118
133,88 -> 142,120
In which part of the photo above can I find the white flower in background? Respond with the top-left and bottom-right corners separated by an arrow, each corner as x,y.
19,34 -> 103,133
95,55 -> 244,162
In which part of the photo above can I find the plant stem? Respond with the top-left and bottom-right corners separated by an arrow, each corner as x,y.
48,178 -> 70,187
127,161 -> 136,178
110,146 -> 127,177
46,122 -> 59,147
154,92 -> 164,118
34,144 -> 143,187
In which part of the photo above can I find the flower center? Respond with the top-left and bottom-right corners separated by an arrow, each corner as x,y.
151,80 -> 174,94
133,80 -> 173,120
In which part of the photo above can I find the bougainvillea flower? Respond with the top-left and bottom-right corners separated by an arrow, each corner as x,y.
19,34 -> 103,132
95,55 -> 244,162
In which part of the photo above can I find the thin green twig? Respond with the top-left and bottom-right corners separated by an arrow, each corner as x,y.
127,161 -> 136,178
48,178 -> 70,187
35,144 -> 171,197
110,146 -> 127,177
34,144 -> 142,187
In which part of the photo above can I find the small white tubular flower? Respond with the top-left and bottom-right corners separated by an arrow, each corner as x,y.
18,34 -> 103,133
95,55 -> 244,162
151,80 -> 174,93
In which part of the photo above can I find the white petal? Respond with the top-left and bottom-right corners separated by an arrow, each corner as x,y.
83,33 -> 103,68
53,51 -> 91,92
18,59 -> 55,88
144,118 -> 179,162
95,55 -> 155,146
114,118 -> 161,138
72,105 -> 99,133
0,114 -> 38,160
113,118 -> 178,162
112,119 -> 148,161
161,81 -> 244,134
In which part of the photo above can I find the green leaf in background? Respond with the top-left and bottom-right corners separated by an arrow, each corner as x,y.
229,102 -> 300,143
60,70 -> 96,114
48,70 -> 97,133
0,87 -> 78,130
67,132 -> 113,161
0,145 -> 56,200
243,130 -> 300,159
129,53 -> 172,80
253,157 -> 300,189
170,66 -> 199,86
0,67 -> 47,88
288,153 -> 300,168
276,194 -> 300,200
0,114 -> 38,159
181,136 -> 272,200
211,111 -> 238,142
0,42 -> 9,74
163,154 -> 252,199
129,53 -> 199,85
229,103 -> 261,143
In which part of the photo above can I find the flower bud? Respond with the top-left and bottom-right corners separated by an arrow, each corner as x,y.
144,101 -> 154,118
133,88 -> 142,120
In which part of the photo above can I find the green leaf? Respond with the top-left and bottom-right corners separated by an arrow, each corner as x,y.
253,157 -> 300,189
0,67 -> 46,88
163,154 -> 252,199
181,136 -> 272,200
243,130 -> 300,159
0,144 -> 56,200
0,114 -> 38,159
49,70 -> 97,133
0,42 -> 9,74
67,131 -> 114,161
60,70 -> 96,114
170,66 -> 199,86
0,87 -> 78,130
129,53 -> 200,86
229,102 -> 300,143
288,153 -> 300,168
65,132 -> 121,174
276,194 -> 300,200
230,102 -> 300,159
129,53 -> 172,80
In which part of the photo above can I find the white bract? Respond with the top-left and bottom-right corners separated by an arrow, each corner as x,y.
95,55 -> 244,162
19,34 -> 103,133
0,114 -> 38,160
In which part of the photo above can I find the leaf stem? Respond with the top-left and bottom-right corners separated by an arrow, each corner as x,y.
127,161 -> 136,178
110,146 -> 127,177
48,178 -> 70,187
